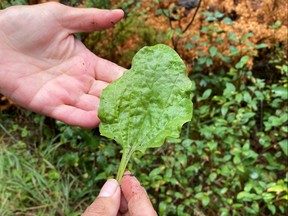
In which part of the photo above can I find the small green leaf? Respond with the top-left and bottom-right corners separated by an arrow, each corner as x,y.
205,16 -> 217,22
198,57 -> 207,65
195,192 -> 210,206
267,204 -> 276,215
215,11 -> 224,18
206,57 -> 213,67
209,46 -> 218,57
255,43 -> 268,49
279,139 -> 288,156
270,20 -> 281,29
222,17 -> 233,25
185,43 -> 194,50
250,172 -> 259,180
241,32 -> 254,41
202,195 -> 210,206
229,45 -> 239,56
221,105 -> 228,116
190,35 -> 200,41
220,55 -> 231,63
175,28 -> 183,36
262,192 -> 275,203
235,56 -> 250,69
272,86 -> 288,100
209,172 -> 217,182
223,83 -> 236,97
167,29 -> 174,40
228,32 -> 239,42
267,183 -> 288,193
202,89 -> 212,100
243,91 -> 252,103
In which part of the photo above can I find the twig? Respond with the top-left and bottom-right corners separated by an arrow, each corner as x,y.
182,0 -> 202,34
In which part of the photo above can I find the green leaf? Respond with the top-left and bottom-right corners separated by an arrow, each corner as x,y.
270,20 -> 282,29
235,56 -> 250,69
185,43 -> 194,50
267,204 -> 276,214
195,192 -> 210,206
262,192 -> 275,203
228,32 -> 239,42
272,86 -> 288,100
255,43 -> 268,49
241,32 -> 254,41
279,139 -> 288,156
215,11 -> 224,18
221,105 -> 228,116
190,35 -> 200,41
243,91 -> 252,103
209,172 -> 217,182
202,194 -> 210,206
98,44 -> 193,181
202,89 -> 212,100
175,28 -> 183,36
209,46 -> 218,57
198,57 -> 207,65
206,57 -> 213,67
223,83 -> 236,97
229,45 -> 239,56
222,17 -> 233,25
220,55 -> 231,63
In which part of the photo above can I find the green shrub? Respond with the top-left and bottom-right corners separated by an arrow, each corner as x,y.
126,9 -> 287,215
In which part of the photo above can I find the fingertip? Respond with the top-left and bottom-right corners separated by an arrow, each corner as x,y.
111,8 -> 125,20
94,56 -> 126,82
120,172 -> 144,201
98,179 -> 119,197
82,179 -> 121,216
51,105 -> 100,128
63,7 -> 125,33
120,173 -> 157,215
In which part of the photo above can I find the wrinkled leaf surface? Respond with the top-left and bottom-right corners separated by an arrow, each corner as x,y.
99,44 -> 193,154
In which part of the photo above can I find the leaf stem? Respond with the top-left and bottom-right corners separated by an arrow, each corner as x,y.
116,148 -> 134,183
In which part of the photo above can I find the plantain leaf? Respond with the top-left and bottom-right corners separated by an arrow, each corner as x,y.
98,44 -> 193,181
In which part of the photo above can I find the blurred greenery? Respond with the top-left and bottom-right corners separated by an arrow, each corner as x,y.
0,0 -> 287,215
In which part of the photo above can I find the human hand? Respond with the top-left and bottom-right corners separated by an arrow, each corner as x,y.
0,3 -> 125,128
82,172 -> 157,216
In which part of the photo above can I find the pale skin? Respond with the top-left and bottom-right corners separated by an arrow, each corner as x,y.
0,2 -> 125,128
0,3 -> 157,215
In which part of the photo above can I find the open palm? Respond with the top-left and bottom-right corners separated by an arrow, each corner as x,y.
0,3 -> 125,128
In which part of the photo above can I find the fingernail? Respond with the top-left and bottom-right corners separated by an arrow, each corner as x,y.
123,170 -> 134,177
98,179 -> 119,197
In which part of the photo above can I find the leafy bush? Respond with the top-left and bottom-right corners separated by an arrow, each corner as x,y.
128,5 -> 287,215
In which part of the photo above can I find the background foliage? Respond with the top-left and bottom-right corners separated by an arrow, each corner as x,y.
0,0 -> 287,215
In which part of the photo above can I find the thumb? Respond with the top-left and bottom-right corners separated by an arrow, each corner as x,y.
82,179 -> 121,216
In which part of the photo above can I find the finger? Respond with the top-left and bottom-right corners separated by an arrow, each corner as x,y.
82,179 -> 121,216
119,190 -> 128,214
120,172 -> 157,216
88,80 -> 109,97
94,56 -> 126,83
60,4 -> 124,33
74,94 -> 99,111
51,104 -> 100,128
